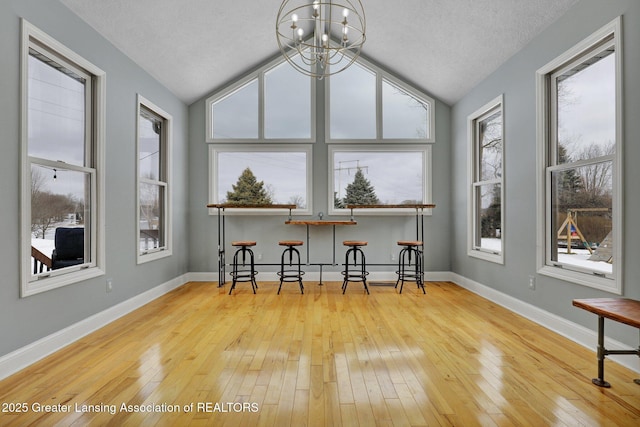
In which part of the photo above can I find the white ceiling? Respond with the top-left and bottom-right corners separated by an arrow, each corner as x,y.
60,0 -> 579,106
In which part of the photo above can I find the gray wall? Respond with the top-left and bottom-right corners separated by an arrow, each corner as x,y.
187,69 -> 453,278
451,0 -> 640,346
0,0 -> 190,358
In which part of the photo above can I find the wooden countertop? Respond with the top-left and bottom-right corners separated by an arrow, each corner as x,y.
346,204 -> 436,209
207,203 -> 297,209
285,220 -> 357,226
573,298 -> 640,329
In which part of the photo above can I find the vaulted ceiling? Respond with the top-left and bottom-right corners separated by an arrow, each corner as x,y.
60,0 -> 579,106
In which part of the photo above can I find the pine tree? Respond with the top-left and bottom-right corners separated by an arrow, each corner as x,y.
334,192 -> 345,209
557,144 -> 584,209
342,169 -> 380,205
226,168 -> 273,205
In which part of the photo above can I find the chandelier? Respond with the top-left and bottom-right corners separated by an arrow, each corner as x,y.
276,0 -> 366,79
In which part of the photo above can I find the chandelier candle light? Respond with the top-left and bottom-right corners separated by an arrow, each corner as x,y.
276,0 -> 366,79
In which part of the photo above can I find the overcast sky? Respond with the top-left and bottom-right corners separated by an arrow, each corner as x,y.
558,52 -> 615,157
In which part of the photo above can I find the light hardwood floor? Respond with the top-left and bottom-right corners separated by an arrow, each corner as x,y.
1,281 -> 639,426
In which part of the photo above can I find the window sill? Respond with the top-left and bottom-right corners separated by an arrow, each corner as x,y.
329,208 -> 434,217
538,265 -> 621,294
468,249 -> 504,265
137,248 -> 172,265
22,266 -> 105,298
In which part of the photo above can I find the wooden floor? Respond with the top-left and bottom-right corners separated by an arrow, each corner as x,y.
1,281 -> 639,426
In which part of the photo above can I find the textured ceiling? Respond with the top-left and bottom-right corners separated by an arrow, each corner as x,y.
60,0 -> 579,106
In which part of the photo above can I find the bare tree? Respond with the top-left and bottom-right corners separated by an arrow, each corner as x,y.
288,195 -> 306,209
576,142 -> 614,202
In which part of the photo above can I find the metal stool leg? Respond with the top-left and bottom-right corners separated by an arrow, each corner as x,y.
249,247 -> 257,294
360,248 -> 369,295
416,248 -> 425,294
342,247 -> 351,294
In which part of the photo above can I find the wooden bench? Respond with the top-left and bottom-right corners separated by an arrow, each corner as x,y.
572,298 -> 640,387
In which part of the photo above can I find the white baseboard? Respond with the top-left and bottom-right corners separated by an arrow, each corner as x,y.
450,272 -> 640,374
0,274 -> 187,381
3,270 -> 637,382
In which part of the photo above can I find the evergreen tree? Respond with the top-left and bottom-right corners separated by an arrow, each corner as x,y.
334,192 -> 345,209
226,168 -> 273,205
342,169 -> 380,205
556,144 -> 584,209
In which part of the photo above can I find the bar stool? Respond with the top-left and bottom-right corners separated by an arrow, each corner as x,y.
229,241 -> 258,295
395,240 -> 425,294
277,240 -> 305,294
341,241 -> 370,294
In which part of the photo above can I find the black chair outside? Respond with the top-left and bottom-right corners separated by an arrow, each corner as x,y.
229,241 -> 258,295
277,240 -> 305,294
341,240 -> 369,294
395,240 -> 425,294
51,227 -> 85,270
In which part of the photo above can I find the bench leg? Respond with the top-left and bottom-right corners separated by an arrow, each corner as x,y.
592,316 -> 611,388
636,329 -> 640,386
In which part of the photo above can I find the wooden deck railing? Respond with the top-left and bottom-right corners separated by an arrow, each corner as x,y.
31,245 -> 52,274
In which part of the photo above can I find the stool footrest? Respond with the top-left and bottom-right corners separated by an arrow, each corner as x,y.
396,245 -> 426,294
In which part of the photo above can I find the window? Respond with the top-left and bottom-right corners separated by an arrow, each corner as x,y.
137,95 -> 172,263
536,17 -> 622,293
207,48 -> 435,217
209,145 -> 312,214
21,20 -> 105,297
212,79 -> 258,139
329,146 -> 432,215
468,95 -> 504,263
327,55 -> 434,142
329,62 -> 376,139
207,55 -> 314,142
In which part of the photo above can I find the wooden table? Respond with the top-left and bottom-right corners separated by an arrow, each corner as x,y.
572,298 -> 640,387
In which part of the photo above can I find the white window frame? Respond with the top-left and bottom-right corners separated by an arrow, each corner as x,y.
136,95 -> 173,264
535,17 -> 623,293
328,145 -> 433,216
325,53 -> 436,144
208,144 -> 313,215
467,95 -> 504,264
20,20 -> 106,297
205,55 -> 316,143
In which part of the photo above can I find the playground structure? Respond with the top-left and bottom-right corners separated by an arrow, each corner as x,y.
557,208 -> 611,258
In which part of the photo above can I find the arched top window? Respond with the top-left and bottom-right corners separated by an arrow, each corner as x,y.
206,52 -> 435,144
327,55 -> 435,143
206,54 -> 315,142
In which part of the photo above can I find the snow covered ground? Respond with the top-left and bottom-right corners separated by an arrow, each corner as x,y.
557,248 -> 612,274
481,238 -> 612,274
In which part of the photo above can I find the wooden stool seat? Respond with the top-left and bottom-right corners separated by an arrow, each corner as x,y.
397,240 -> 422,246
279,240 -> 304,246
232,241 -> 256,247
343,240 -> 368,247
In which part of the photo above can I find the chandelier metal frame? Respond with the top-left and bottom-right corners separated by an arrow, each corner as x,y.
275,0 -> 366,79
